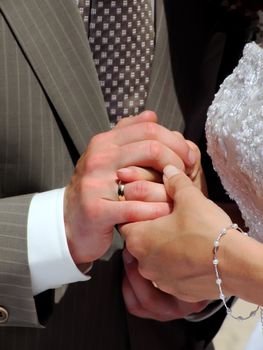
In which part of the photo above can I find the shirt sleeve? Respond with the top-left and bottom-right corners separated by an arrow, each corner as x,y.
27,188 -> 91,296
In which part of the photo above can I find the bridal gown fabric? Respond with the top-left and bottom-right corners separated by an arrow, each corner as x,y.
205,42 -> 263,350
206,42 -> 263,243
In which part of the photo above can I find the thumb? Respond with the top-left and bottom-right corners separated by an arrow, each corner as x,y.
163,165 -> 194,199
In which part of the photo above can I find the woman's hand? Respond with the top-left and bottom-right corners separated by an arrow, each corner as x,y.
64,111 -> 195,264
120,165 -> 233,302
117,146 -> 209,320
121,164 -> 263,307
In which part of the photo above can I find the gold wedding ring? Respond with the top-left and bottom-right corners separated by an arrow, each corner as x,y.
117,180 -> 125,201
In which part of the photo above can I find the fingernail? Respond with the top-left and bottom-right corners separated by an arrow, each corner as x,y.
123,249 -> 135,264
188,149 -> 196,166
163,165 -> 180,179
117,168 -> 131,175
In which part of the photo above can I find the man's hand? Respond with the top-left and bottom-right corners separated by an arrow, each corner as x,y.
120,165 -> 233,302
186,140 -> 207,195
64,112 -> 196,264
122,249 -> 208,321
117,139 -> 207,196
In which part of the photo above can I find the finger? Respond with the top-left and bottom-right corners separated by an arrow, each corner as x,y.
185,140 -> 201,180
123,250 -> 179,321
118,141 -> 185,172
123,250 -> 204,320
115,110 -> 158,128
172,131 -> 185,141
122,275 -> 206,320
163,165 -> 194,200
110,123 -> 196,168
117,167 -> 162,183
124,181 -> 170,202
122,275 -> 155,319
170,133 -> 200,178
105,200 -> 171,226
170,297 -> 209,316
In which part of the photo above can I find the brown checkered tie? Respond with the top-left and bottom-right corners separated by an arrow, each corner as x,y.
77,0 -> 155,126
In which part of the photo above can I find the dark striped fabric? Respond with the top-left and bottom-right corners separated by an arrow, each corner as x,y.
0,0 -> 226,349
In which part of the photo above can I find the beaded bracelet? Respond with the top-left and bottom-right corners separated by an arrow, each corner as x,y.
213,223 -> 263,323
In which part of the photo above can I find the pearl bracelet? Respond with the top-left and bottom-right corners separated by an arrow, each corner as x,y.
213,223 -> 263,322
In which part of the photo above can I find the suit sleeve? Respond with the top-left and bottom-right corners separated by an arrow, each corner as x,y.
0,194 -> 43,327
0,194 -> 67,327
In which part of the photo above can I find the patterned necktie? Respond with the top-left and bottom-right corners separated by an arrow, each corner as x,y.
77,0 -> 155,126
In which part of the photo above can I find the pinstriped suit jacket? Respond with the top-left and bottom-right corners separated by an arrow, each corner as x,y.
0,0 -> 229,349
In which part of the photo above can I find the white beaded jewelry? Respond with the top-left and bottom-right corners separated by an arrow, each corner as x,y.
213,223 -> 263,322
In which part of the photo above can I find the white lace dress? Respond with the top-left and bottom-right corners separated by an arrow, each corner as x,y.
206,42 -> 263,242
206,41 -> 263,350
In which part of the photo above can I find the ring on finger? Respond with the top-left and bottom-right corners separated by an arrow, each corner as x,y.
117,180 -> 126,201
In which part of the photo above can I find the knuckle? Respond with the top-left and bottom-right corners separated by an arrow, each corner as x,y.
143,122 -> 159,139
152,204 -> 167,218
187,140 -> 199,153
126,234 -> 146,259
84,149 -> 116,173
173,131 -> 185,140
148,140 -> 162,160
124,203 -> 141,222
133,181 -> 149,200
116,117 -> 128,127
89,132 -> 106,148
85,155 -> 103,173
187,141 -> 201,164
89,134 -> 99,147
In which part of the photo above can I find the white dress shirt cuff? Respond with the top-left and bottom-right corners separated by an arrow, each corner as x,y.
28,188 -> 91,296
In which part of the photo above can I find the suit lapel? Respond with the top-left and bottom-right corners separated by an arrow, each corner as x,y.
146,0 -> 185,132
0,0 -> 109,155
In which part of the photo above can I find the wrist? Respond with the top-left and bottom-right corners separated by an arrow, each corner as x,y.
218,229 -> 263,303
64,226 -> 94,266
63,187 -> 88,265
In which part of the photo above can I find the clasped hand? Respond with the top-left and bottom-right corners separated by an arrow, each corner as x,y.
64,110 -> 208,321
121,165 -> 233,304
64,111 -> 195,264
